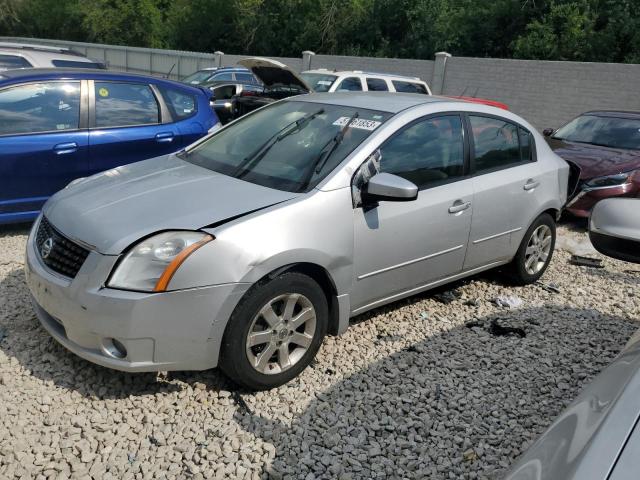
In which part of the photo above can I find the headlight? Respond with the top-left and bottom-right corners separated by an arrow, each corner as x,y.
108,231 -> 213,292
585,172 -> 632,188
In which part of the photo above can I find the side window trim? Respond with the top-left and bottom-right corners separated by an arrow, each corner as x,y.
464,112 -> 537,177
357,111 -> 471,192
88,80 -> 163,129
0,79 -> 85,138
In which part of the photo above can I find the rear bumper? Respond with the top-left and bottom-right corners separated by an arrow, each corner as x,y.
566,182 -> 639,218
25,223 -> 250,372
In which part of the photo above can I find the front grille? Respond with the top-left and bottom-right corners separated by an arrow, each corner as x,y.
35,217 -> 90,279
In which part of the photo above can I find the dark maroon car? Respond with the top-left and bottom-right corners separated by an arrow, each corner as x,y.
544,111 -> 640,217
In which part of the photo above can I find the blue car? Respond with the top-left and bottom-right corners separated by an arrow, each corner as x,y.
0,68 -> 219,224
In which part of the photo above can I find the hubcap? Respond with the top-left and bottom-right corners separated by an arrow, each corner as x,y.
524,225 -> 552,275
245,293 -> 316,375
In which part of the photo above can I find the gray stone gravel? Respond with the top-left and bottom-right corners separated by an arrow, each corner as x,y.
0,223 -> 638,479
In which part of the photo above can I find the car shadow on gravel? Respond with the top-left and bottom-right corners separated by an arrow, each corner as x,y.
232,305 -> 637,479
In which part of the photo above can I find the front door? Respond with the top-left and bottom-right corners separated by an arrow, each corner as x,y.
0,80 -> 88,222
88,80 -> 180,174
351,114 -> 474,311
463,114 -> 543,269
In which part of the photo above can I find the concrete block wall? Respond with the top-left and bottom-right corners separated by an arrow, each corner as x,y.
2,36 -> 639,129
441,56 -> 640,129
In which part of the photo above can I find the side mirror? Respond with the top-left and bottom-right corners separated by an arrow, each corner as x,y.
542,128 -> 554,137
589,198 -> 640,263
364,173 -> 418,202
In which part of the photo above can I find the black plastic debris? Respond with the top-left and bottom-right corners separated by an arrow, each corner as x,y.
536,281 -> 561,294
0,327 -> 6,342
325,368 -> 335,375
465,320 -> 484,329
232,391 -> 253,415
488,319 -> 526,338
435,384 -> 442,401
570,255 -> 604,268
433,289 -> 461,304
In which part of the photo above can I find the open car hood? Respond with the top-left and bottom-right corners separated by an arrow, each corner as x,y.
238,57 -> 312,92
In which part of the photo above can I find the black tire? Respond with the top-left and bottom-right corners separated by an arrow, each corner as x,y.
506,213 -> 556,285
219,272 -> 328,391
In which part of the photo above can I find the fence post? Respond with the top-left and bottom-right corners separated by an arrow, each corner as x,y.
214,51 -> 224,67
432,51 -> 451,95
302,51 -> 315,71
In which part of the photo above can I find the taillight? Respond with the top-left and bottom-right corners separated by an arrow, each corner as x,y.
241,90 -> 257,97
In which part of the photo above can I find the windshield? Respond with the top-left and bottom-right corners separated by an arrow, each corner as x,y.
184,100 -> 391,192
182,70 -> 215,85
301,73 -> 338,92
554,114 -> 640,150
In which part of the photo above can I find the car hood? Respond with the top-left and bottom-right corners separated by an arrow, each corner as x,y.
238,57 -> 311,92
43,155 -> 298,255
547,138 -> 640,180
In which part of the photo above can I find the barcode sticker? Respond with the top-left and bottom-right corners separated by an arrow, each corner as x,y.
333,117 -> 382,131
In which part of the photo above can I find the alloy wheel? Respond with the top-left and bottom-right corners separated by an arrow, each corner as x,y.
245,293 -> 317,375
524,225 -> 553,275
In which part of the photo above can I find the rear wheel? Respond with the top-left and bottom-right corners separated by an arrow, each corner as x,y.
220,272 -> 328,390
507,213 -> 556,285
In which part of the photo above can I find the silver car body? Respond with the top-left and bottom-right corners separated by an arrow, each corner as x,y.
504,328 -> 640,480
25,93 -> 569,372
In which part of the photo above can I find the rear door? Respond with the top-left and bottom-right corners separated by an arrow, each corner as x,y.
88,80 -> 181,174
0,80 -> 88,222
463,114 -> 543,270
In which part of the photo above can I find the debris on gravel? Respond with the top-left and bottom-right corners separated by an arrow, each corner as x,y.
1,224 -> 638,479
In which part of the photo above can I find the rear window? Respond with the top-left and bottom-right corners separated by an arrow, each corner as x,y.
366,78 -> 389,91
392,81 -> 428,94
470,115 -> 534,173
158,85 -> 197,120
0,54 -> 32,71
211,72 -> 234,82
52,59 -> 105,69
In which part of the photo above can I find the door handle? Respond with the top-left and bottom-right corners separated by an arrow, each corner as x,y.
53,142 -> 78,155
155,132 -> 175,143
524,179 -> 540,191
449,200 -> 471,214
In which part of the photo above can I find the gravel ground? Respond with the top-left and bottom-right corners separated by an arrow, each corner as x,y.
1,223 -> 639,480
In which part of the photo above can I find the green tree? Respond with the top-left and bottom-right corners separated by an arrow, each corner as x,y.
513,1 -> 595,61
80,0 -> 167,48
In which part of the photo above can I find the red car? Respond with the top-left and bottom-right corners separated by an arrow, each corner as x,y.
448,95 -> 509,110
545,111 -> 640,217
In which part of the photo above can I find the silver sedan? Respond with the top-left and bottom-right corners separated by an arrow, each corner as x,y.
25,93 -> 569,390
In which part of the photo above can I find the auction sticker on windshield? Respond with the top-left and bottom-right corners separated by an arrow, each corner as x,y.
333,117 -> 382,131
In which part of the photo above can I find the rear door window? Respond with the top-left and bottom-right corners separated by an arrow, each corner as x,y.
392,81 -> 428,94
0,54 -> 32,70
235,72 -> 256,84
336,77 -> 363,91
366,78 -> 389,91
0,81 -> 81,135
469,115 -> 531,173
211,72 -> 234,82
158,85 -> 197,120
94,82 -> 159,128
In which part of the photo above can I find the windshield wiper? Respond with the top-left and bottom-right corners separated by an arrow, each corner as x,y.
299,111 -> 359,189
233,108 -> 324,177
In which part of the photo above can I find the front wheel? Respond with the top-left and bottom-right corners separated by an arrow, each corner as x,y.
506,213 -> 556,285
220,272 -> 328,390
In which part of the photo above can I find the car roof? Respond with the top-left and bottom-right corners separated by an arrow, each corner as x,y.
303,69 -> 423,82
582,110 -> 640,119
0,68 -> 205,93
291,92 -> 461,113
196,66 -> 251,72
